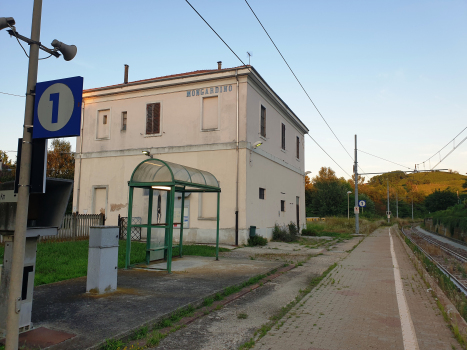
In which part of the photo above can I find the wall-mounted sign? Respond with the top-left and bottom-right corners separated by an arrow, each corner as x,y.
186,84 -> 233,97
33,76 -> 83,139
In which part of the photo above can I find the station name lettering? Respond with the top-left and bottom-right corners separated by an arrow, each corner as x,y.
186,85 -> 233,97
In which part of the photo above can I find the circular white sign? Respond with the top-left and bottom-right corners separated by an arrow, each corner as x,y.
359,200 -> 366,207
37,83 -> 74,132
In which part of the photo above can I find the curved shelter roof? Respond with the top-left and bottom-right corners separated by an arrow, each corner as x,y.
130,159 -> 220,192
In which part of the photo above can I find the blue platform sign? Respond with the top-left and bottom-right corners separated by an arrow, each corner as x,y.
33,76 -> 83,139
358,200 -> 366,207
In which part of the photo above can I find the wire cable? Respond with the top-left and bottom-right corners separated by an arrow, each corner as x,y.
0,91 -> 25,98
8,24 -> 29,58
416,126 -> 467,169
307,134 -> 351,178
244,0 -> 355,164
185,0 -> 247,66
357,149 -> 414,170
185,0 -> 352,178
430,135 -> 467,170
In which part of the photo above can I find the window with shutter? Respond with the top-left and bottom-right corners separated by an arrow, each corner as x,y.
281,123 -> 286,150
260,105 -> 266,137
146,103 -> 161,135
296,136 -> 300,159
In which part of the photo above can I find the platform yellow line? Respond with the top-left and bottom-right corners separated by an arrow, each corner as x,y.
389,228 -> 419,350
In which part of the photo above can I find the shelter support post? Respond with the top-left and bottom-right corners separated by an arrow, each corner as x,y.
146,188 -> 153,265
166,187 -> 175,273
164,191 -> 170,261
179,192 -> 185,258
216,191 -> 220,261
125,187 -> 134,269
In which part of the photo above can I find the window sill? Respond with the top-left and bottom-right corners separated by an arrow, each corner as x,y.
201,129 -> 219,132
296,158 -> 300,162
96,137 -> 110,141
198,217 -> 217,221
281,148 -> 287,153
259,135 -> 267,141
144,133 -> 163,138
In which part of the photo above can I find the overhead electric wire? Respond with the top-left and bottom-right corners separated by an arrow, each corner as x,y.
0,91 -> 24,98
416,126 -> 467,169
244,0 -> 355,164
430,134 -> 467,170
185,0 -> 247,66
358,149 -> 413,170
185,0 -> 352,179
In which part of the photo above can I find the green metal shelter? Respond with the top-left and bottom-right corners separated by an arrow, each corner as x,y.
125,158 -> 221,273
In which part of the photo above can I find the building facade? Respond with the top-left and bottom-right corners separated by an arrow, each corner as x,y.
73,65 -> 309,245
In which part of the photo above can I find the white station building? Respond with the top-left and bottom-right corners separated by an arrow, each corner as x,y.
73,64 -> 309,245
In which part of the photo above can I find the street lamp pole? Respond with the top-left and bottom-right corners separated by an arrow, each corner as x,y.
347,191 -> 352,220
354,135 -> 359,233
5,0 -> 42,348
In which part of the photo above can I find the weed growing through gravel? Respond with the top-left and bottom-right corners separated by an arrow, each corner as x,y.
238,313 -> 248,319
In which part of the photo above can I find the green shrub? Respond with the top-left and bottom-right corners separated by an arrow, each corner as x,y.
248,235 -> 268,246
272,223 -> 299,242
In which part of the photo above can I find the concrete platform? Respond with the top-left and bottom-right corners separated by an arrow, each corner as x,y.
256,226 -> 461,350
25,256 -> 281,349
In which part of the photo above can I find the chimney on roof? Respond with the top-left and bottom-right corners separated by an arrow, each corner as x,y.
217,61 -> 222,70
124,64 -> 129,84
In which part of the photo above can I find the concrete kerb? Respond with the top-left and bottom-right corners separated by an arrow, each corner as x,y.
88,262 -> 284,350
395,225 -> 467,343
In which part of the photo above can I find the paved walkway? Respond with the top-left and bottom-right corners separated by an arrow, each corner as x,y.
256,226 -> 460,350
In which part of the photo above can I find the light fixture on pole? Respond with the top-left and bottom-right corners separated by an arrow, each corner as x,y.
253,140 -> 263,149
2,3 -> 77,347
347,191 -> 352,220
142,150 -> 152,158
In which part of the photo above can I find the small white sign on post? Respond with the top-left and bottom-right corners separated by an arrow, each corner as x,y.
354,206 -> 359,214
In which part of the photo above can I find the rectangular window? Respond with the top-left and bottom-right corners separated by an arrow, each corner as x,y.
202,96 -> 218,130
296,136 -> 300,159
281,123 -> 286,150
259,188 -> 265,200
97,109 -> 110,139
146,103 -> 161,135
260,105 -> 266,137
281,200 -> 286,212
122,111 -> 127,131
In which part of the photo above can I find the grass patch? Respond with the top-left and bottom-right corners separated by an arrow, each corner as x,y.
305,217 -> 384,237
238,312 -> 248,319
100,339 -> 125,350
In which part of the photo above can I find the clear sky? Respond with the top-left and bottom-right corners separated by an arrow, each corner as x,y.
1,0 -> 466,180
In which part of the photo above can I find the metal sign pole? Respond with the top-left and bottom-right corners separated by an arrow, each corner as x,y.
354,135 -> 359,234
5,1 -> 42,348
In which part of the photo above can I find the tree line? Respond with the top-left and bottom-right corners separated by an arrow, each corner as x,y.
305,167 -> 467,219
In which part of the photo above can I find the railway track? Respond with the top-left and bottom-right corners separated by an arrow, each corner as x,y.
400,226 -> 467,297
411,226 -> 467,263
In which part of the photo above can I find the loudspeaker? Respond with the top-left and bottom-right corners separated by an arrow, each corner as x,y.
0,17 -> 15,31
51,39 -> 77,61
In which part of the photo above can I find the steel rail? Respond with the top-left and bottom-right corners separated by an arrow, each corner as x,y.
412,227 -> 467,263
400,226 -> 467,297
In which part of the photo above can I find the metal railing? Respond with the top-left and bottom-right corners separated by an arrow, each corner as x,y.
40,213 -> 105,241
118,215 -> 142,241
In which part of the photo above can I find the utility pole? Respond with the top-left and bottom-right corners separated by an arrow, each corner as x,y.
411,195 -> 414,221
354,135 -> 359,234
396,191 -> 398,219
5,1 -> 42,348
387,179 -> 390,224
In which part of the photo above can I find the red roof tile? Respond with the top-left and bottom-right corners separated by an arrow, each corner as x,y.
84,65 -> 250,93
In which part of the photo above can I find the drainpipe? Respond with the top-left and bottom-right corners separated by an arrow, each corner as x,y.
76,100 -> 85,213
235,69 -> 239,246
